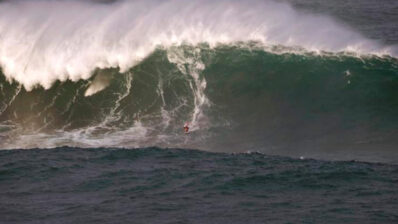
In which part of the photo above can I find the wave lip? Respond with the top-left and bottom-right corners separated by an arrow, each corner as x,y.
0,0 -> 396,90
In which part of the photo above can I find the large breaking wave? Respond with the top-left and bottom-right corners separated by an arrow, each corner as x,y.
0,0 -> 396,89
0,0 -> 397,162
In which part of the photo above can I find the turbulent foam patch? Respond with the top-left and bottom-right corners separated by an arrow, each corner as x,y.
0,0 -> 395,90
0,45 -> 397,163
85,71 -> 112,96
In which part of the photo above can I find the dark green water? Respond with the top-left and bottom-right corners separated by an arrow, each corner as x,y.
1,45 -> 398,163
0,147 -> 397,224
1,0 -> 398,223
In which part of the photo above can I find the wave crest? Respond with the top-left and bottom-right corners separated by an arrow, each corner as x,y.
0,0 -> 396,90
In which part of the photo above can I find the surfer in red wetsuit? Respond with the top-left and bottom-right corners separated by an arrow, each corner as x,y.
183,123 -> 189,133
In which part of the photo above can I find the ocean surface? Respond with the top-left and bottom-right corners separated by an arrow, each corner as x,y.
1,147 -> 398,223
0,0 -> 398,223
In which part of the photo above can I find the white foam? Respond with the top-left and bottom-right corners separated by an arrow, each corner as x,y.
166,46 -> 209,131
84,71 -> 112,96
0,0 -> 395,90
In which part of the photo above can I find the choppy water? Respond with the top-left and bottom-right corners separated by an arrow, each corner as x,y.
1,147 -> 397,224
1,0 -> 398,222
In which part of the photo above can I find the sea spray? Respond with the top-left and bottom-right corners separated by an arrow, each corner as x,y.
0,0 -> 395,90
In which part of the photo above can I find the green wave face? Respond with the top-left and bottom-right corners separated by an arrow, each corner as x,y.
1,45 -> 398,162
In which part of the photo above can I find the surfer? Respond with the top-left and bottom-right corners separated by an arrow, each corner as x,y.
183,123 -> 189,133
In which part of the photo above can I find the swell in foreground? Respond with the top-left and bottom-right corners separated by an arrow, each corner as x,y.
1,147 -> 397,223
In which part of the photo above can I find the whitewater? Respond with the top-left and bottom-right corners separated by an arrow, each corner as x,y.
1,1 -> 398,223
0,0 -> 397,164
0,0 -> 396,90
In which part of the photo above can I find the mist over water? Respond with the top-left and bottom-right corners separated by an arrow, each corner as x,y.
1,2 -> 398,223
0,0 -> 397,163
0,0 -> 395,89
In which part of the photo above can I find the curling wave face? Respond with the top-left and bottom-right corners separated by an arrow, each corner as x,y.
0,0 -> 398,163
1,45 -> 398,163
